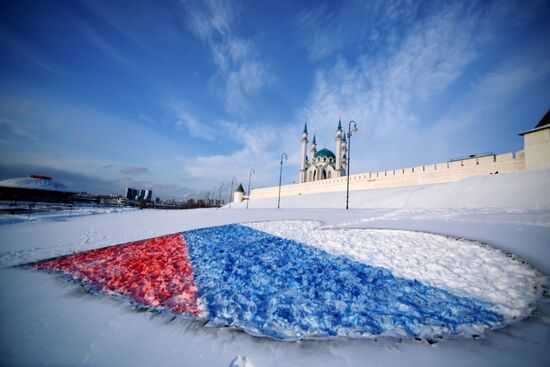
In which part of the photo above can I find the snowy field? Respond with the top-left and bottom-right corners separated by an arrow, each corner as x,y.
1,170 -> 549,366
0,204 -> 137,225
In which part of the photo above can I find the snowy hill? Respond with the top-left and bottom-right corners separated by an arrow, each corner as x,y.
234,169 -> 550,209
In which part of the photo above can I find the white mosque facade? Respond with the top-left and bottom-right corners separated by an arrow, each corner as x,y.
299,120 -> 348,183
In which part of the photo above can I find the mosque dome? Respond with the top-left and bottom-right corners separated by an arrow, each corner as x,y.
313,148 -> 336,159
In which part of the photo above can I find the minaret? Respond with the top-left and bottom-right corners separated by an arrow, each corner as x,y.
310,134 -> 317,158
299,123 -> 308,183
309,134 -> 317,182
335,118 -> 343,176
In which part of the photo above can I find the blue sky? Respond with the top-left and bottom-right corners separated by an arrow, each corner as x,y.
0,0 -> 549,200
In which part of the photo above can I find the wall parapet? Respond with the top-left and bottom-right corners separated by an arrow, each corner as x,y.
250,151 -> 526,199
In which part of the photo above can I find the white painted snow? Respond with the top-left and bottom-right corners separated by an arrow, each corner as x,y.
245,220 -> 543,320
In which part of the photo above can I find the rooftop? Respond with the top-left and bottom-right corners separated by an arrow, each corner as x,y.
314,148 -> 336,159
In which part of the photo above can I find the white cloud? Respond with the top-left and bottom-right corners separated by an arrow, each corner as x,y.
295,0 -> 419,61
73,19 -> 131,66
119,165 -> 150,175
297,2 -> 495,172
168,104 -> 217,141
181,0 -> 272,115
225,57 -> 272,113
182,121 -> 298,186
0,27 -> 64,73
182,0 -> 239,41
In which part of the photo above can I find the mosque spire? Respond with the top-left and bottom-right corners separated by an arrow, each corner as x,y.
303,122 -> 308,133
337,118 -> 342,131
312,134 -> 316,145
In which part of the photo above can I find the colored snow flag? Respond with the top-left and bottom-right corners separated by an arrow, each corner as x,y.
31,221 -> 541,341
34,233 -> 202,316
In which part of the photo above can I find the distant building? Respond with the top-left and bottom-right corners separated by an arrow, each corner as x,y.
0,175 -> 75,203
125,187 -> 138,200
125,187 -> 153,201
125,187 -> 135,199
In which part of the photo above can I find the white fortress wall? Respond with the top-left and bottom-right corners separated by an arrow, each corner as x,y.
250,151 -> 526,199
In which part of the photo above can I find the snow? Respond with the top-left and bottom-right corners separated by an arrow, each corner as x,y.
185,224 -> 506,340
246,221 -> 543,321
236,169 -> 550,210
0,205 -> 137,225
0,170 -> 549,366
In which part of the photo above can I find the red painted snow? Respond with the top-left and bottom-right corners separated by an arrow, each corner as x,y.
34,233 -> 202,316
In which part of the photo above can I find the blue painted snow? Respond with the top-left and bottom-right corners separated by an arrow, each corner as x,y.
184,224 -> 503,340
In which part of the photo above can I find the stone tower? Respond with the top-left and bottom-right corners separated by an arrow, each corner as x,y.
233,183 -> 245,203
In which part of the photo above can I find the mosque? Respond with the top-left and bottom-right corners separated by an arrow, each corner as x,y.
299,120 -> 348,183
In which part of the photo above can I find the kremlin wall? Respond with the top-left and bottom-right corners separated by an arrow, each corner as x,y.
245,111 -> 550,201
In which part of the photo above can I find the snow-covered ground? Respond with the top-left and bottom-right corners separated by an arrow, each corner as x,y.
0,204 -> 137,225
1,170 -> 549,366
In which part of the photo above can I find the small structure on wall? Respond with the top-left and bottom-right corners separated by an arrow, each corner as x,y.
519,109 -> 550,170
233,183 -> 245,203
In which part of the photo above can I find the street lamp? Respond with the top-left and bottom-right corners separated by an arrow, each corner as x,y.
277,153 -> 287,209
228,177 -> 237,208
246,168 -> 255,209
218,182 -> 224,207
346,120 -> 358,210
211,186 -> 217,207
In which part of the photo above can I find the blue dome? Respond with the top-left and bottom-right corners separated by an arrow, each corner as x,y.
313,148 -> 336,159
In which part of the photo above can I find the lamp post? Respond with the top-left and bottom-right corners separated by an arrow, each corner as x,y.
246,168 -> 255,209
228,177 -> 236,208
346,120 -> 358,210
218,182 -> 224,207
277,153 -> 287,209
211,186 -> 217,207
